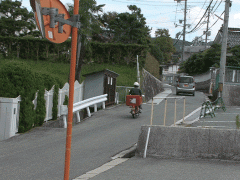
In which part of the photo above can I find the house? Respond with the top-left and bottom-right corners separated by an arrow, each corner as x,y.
214,27 -> 240,47
183,45 -> 209,61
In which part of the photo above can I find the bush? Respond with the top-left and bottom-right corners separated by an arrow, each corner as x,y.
19,95 -> 35,133
52,84 -> 59,120
0,62 -> 62,132
35,86 -> 46,126
63,95 -> 69,106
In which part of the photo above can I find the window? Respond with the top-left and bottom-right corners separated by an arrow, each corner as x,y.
178,77 -> 193,83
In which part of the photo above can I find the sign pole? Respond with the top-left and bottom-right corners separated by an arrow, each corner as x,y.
64,0 -> 79,179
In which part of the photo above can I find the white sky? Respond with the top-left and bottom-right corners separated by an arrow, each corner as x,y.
21,0 -> 240,43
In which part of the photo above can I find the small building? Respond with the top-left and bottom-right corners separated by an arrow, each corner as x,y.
83,69 -> 119,107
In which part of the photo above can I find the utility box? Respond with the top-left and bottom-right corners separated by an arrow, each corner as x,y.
0,97 -> 20,141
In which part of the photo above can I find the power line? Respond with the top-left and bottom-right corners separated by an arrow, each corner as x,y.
187,0 -> 214,34
189,0 -> 208,25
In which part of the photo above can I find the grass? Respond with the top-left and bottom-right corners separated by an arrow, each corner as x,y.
1,58 -> 138,87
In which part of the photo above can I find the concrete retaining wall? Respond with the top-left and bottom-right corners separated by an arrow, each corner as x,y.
136,125 -> 240,161
222,83 -> 240,106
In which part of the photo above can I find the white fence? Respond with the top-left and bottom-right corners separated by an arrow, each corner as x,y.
33,80 -> 84,121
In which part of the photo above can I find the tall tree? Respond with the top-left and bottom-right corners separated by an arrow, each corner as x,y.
0,0 -> 35,37
153,28 -> 176,64
105,5 -> 151,45
67,0 -> 105,81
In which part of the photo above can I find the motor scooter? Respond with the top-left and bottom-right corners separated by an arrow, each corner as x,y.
126,95 -> 142,118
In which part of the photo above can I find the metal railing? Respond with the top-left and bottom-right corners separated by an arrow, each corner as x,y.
149,96 -> 186,126
60,94 -> 108,128
116,86 -> 133,103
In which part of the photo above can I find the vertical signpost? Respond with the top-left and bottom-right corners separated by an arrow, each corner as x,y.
30,0 -> 80,179
64,0 -> 79,179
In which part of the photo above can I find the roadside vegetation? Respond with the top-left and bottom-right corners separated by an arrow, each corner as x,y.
0,0 -> 161,133
179,44 -> 240,75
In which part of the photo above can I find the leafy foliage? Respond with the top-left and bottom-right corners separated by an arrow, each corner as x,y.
179,44 -> 240,75
68,0 -> 105,81
0,36 -> 71,62
35,86 -> 46,126
63,95 -> 69,106
151,29 -> 176,64
52,84 -> 59,120
0,0 -> 36,37
99,5 -> 151,45
0,62 -> 61,132
228,45 -> 240,67
149,44 -> 164,63
179,44 -> 221,75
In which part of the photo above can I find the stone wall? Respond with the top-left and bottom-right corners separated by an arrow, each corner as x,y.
141,69 -> 164,102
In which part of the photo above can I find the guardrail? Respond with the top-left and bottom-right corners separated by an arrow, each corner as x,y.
60,94 -> 108,128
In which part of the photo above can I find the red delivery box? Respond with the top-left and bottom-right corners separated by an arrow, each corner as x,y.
126,95 -> 142,106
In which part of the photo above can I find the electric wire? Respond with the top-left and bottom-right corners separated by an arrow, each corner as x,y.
189,0 -> 208,25
187,0 -> 214,34
193,10 -> 224,42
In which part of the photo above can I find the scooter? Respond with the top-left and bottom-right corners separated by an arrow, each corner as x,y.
130,105 -> 140,118
126,95 -> 142,118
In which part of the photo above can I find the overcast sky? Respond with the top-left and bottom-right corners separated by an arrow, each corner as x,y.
22,0 -> 240,43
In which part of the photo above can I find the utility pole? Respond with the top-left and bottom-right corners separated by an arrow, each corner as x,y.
219,0 -> 231,97
181,0 -> 187,62
205,5 -> 210,50
174,0 -> 187,62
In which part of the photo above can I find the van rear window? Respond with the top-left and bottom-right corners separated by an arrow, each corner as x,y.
179,77 -> 193,83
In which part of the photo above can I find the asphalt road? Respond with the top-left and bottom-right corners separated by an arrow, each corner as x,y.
0,86 -> 207,180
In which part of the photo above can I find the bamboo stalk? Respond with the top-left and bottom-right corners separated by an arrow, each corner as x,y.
150,98 -> 154,125
174,98 -> 177,126
164,98 -> 167,126
183,98 -> 186,124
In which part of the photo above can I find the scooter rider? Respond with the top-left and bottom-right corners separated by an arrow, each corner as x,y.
129,82 -> 142,112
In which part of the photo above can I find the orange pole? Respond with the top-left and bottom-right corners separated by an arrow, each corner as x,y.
64,0 -> 79,179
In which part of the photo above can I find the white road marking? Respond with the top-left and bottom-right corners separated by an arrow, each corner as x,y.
73,158 -> 128,180
200,121 -> 235,123
175,106 -> 202,125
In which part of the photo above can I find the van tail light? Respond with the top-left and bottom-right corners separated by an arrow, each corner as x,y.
177,84 -> 179,87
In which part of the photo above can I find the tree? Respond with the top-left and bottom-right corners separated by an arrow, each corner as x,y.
228,45 -> 240,66
95,11 -> 118,42
179,44 -> 222,75
0,0 -> 36,37
152,28 -> 176,64
67,0 -> 105,82
106,5 -> 151,45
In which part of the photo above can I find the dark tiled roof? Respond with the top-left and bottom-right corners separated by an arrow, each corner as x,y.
214,27 -> 240,47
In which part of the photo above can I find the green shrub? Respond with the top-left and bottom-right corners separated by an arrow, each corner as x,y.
52,84 -> 59,120
19,95 -> 35,133
0,62 -> 62,132
35,86 -> 46,126
63,95 -> 69,106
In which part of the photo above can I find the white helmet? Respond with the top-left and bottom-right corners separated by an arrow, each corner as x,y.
134,82 -> 139,87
